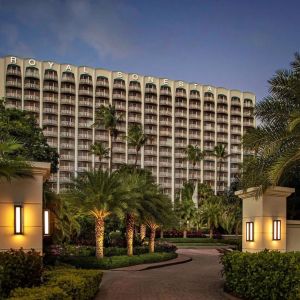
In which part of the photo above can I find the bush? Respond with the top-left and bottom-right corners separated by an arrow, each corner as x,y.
0,249 -> 43,298
10,268 -> 102,300
60,252 -> 177,270
221,250 -> 300,300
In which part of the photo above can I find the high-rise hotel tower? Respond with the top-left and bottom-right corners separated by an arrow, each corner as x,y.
0,56 -> 255,201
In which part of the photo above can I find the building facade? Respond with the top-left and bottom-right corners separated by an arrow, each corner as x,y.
0,56 -> 255,201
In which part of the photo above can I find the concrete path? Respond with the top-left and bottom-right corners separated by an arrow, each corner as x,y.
96,248 -> 228,300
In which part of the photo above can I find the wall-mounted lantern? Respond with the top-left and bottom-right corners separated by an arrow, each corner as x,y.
273,220 -> 281,240
14,205 -> 23,234
246,221 -> 254,241
43,209 -> 50,236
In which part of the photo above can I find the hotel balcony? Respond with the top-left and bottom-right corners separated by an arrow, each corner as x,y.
175,101 -> 187,108
115,103 -> 126,111
128,116 -> 141,123
160,109 -> 172,117
244,120 -> 254,126
176,91 -> 187,98
145,128 -> 157,135
217,117 -> 228,124
78,144 -> 90,150
78,156 -> 92,162
44,130 -> 57,137
231,157 -> 241,163
189,112 -> 200,119
159,171 -> 171,177
231,138 -> 241,145
95,91 -> 109,98
43,85 -> 58,92
24,94 -> 39,101
60,120 -> 75,127
60,131 -> 75,138
79,78 -> 93,85
128,106 -> 142,113
43,119 -> 57,126
160,119 -> 172,126
189,102 -> 201,110
61,87 -> 75,94
244,102 -> 253,108
79,89 -> 93,96
128,95 -> 141,102
175,152 -> 185,158
113,83 -> 126,90
78,111 -> 93,118
47,141 -> 57,148
217,97 -> 227,104
204,164 -> 215,171
204,145 -> 214,151
231,147 -> 241,154
59,165 -> 75,172
231,166 -> 240,173
204,174 -> 215,180
217,126 -> 228,133
112,93 -> 126,100
204,105 -> 215,112
189,93 -> 200,100
60,143 -> 75,149
145,97 -> 157,104
78,122 -> 92,128
231,119 -> 241,125
129,85 -> 141,92
25,70 -> 39,79
61,110 -> 75,116
231,127 -> 241,134
175,111 -> 186,118
175,162 -> 185,168
96,80 -> 109,88
231,99 -> 241,106
44,73 -> 58,81
204,96 -> 214,103
6,68 -> 21,76
217,107 -> 227,114
243,110 -> 253,117
43,96 -> 58,103
204,125 -> 215,131
78,133 -> 92,139
79,99 -> 93,106
25,105 -> 40,113
160,149 -> 172,156
60,154 -> 74,160
175,142 -> 186,148
144,149 -> 157,156
189,132 -> 200,139
160,98 -> 172,106
113,146 -> 125,153
176,132 -> 187,138
204,115 -> 215,122
144,160 -> 156,167
145,118 -> 157,125
61,75 -> 75,83
189,123 -> 200,130
6,92 -> 22,100
160,140 -> 172,147
160,90 -> 171,96
44,108 -> 58,114
204,135 -> 215,141
145,88 -> 157,94
217,137 -> 228,143
112,157 -> 125,164
6,80 -> 22,88
231,109 -> 241,116
175,121 -> 187,128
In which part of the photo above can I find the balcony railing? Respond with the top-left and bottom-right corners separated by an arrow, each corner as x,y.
145,88 -> 157,94
25,71 -> 39,79
43,96 -> 58,103
96,80 -> 109,87
96,91 -> 109,98
61,76 -> 75,83
44,74 -> 58,81
61,87 -> 75,94
6,69 -> 21,76
160,90 -> 171,96
24,94 -> 39,101
6,81 -> 22,88
60,98 -> 75,105
25,106 -> 40,113
43,85 -> 58,92
80,78 -> 93,85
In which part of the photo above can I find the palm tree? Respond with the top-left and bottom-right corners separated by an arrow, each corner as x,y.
185,144 -> 205,180
126,124 -> 148,167
90,142 -> 109,170
66,170 -> 125,258
199,196 -> 222,238
0,138 -> 32,182
93,105 -> 122,173
242,53 -> 300,190
212,144 -> 230,194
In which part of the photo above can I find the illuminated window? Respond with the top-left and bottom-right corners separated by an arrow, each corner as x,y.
246,222 -> 254,242
273,220 -> 281,241
14,205 -> 23,234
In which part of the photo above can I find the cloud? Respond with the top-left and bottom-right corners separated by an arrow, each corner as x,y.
0,0 -> 140,59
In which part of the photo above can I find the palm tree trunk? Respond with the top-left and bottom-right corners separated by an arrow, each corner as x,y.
135,148 -> 139,167
210,225 -> 213,239
183,230 -> 187,238
160,229 -> 164,239
126,213 -> 135,256
98,156 -> 102,171
140,224 -> 146,240
95,217 -> 105,258
149,226 -> 156,253
218,160 -> 222,194
109,131 -> 113,174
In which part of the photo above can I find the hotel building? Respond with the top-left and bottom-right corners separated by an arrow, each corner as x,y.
0,56 -> 255,201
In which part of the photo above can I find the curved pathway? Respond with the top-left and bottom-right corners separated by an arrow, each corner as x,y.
96,248 -> 227,300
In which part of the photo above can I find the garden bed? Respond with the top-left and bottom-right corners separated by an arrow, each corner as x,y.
60,252 -> 178,270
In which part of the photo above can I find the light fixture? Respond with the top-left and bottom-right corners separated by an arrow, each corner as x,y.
246,221 -> 254,241
273,220 -> 281,240
14,205 -> 23,234
43,209 -> 50,236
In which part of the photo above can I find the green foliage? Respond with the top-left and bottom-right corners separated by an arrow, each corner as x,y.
10,268 -> 102,300
0,100 -> 59,172
89,142 -> 109,168
0,249 -> 43,298
60,252 -> 177,270
221,250 -> 300,300
185,144 -> 205,167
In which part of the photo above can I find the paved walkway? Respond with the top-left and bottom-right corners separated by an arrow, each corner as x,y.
96,248 -> 228,300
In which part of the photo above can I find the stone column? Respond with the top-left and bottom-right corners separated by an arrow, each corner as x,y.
235,186 -> 294,253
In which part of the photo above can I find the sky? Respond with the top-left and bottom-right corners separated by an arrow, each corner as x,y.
0,0 -> 299,101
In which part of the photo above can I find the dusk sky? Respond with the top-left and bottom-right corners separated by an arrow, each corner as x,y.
0,0 -> 299,101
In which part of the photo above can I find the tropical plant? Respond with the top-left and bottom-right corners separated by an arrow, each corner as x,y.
126,123 -> 148,167
212,144 -> 230,194
93,105 -> 122,173
199,196 -> 222,238
90,142 -> 109,170
65,170 -> 125,258
0,138 -> 32,182
242,53 -> 300,191
185,144 -> 205,180
0,98 -> 59,173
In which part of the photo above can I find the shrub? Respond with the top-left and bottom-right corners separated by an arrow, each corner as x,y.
221,250 -> 300,300
0,249 -> 43,298
10,268 -> 102,300
60,252 -> 177,270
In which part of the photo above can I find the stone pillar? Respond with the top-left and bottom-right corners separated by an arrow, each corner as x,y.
0,162 -> 50,253
235,186 -> 294,253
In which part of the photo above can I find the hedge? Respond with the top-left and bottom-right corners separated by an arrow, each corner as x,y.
10,268 -> 103,300
60,252 -> 177,269
221,250 -> 300,300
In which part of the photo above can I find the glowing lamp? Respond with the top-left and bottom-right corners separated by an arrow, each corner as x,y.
44,210 -> 50,236
246,221 -> 254,242
273,220 -> 281,241
14,205 -> 23,234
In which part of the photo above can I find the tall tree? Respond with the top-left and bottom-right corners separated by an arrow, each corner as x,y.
126,123 -> 148,167
66,170 -> 125,258
93,105 -> 122,173
185,144 -> 205,180
212,144 -> 230,194
242,53 -> 300,190
0,138 -> 32,182
90,142 -> 109,170
0,99 -> 59,173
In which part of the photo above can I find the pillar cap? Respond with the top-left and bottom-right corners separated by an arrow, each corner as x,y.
29,162 -> 51,181
235,186 -> 295,199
